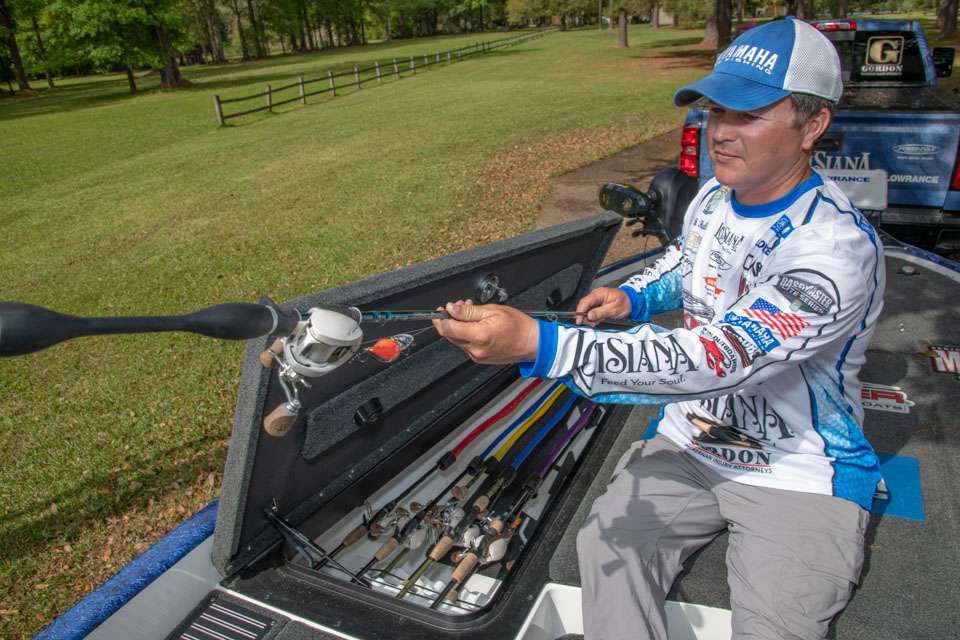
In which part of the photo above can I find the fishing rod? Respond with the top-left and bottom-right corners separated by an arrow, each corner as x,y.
0,301 -> 298,357
351,387 -> 572,585
396,389 -> 576,600
315,378 -> 548,569
429,402 -> 601,609
454,380 -> 565,498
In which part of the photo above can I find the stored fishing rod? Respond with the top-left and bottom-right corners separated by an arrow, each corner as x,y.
454,381 -> 566,497
0,300 -> 299,357
429,402 -> 601,609
316,378 -> 547,569
397,390 -> 575,601
351,391 -> 571,585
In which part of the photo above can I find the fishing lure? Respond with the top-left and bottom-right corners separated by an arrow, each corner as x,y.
365,333 -> 415,363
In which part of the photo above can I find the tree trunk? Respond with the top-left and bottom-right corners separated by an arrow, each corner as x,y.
125,65 -> 137,93
0,0 -> 30,91
796,0 -> 814,20
702,0 -> 731,50
230,3 -> 250,60
942,0 -> 958,38
652,4 -> 660,28
245,0 -> 264,57
202,0 -> 226,63
154,25 -> 183,88
834,0 -> 848,18
30,14 -> 53,87
616,9 -> 627,48
716,0 -> 731,49
785,0 -> 797,16
702,14 -> 718,47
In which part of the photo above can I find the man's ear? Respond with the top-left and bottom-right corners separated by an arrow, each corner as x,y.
801,107 -> 832,152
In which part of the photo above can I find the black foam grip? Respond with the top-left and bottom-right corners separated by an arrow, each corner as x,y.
437,451 -> 457,471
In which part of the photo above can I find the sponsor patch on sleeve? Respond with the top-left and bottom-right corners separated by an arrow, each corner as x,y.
722,311 -> 781,352
776,274 -> 836,315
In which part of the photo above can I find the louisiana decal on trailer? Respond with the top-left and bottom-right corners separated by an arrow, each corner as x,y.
861,382 -> 915,413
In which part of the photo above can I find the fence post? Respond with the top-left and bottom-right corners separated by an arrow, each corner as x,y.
410,55 -> 415,74
423,53 -> 428,68
213,95 -> 224,126
298,76 -> 306,104
436,52 -> 440,63
375,61 -> 382,83
354,65 -> 360,88
447,50 -> 451,63
393,58 -> 399,75
266,84 -> 272,112
328,70 -> 336,96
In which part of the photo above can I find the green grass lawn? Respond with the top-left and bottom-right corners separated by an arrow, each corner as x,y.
0,25 -> 709,637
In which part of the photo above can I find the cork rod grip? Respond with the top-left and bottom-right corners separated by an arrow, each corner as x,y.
429,535 -> 454,561
451,552 -> 480,584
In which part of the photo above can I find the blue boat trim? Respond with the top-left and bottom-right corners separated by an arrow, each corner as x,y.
34,500 -> 219,640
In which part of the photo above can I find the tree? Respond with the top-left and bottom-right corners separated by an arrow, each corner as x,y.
702,0 -> 730,50
47,0 -> 184,93
0,0 -> 31,91
940,0 -> 958,39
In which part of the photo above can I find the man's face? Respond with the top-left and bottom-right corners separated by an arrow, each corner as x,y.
706,98 -> 807,199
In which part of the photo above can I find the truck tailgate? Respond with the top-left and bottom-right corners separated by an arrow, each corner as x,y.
813,106 -> 960,210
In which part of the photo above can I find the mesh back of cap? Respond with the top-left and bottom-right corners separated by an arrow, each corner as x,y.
784,20 -> 842,101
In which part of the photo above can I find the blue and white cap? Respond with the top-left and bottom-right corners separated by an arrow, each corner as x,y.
674,18 -> 842,111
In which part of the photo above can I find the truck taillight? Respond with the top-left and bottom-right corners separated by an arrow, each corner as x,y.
812,20 -> 857,31
680,125 -> 700,178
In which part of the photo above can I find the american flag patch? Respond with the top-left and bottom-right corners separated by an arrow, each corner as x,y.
745,298 -> 808,339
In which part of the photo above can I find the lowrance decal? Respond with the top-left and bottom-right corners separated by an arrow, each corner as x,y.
889,174 -> 941,185
861,382 -> 914,414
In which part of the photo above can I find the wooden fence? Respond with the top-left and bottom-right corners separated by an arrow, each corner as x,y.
213,28 -> 556,125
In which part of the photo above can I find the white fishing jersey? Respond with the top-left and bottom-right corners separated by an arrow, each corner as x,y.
521,172 -> 885,508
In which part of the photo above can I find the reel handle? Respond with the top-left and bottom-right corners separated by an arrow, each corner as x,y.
263,403 -> 299,437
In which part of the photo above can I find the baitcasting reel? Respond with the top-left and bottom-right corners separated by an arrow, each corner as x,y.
259,306 -> 365,437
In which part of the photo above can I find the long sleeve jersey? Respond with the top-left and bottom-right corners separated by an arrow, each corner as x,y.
521,172 -> 885,508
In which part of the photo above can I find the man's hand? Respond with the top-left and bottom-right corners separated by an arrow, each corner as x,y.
433,300 -> 539,364
575,287 -> 631,326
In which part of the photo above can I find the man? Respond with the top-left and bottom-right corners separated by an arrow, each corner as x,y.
435,17 -> 884,640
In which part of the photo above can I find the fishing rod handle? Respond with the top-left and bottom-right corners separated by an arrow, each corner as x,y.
450,551 -> 480,584
429,535 -> 455,561
375,537 -> 401,561
0,301 -> 298,357
341,525 -> 368,547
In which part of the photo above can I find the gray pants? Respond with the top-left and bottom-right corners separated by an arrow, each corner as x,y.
576,435 -> 869,640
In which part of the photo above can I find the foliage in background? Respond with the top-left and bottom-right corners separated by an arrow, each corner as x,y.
2,0 -> 956,95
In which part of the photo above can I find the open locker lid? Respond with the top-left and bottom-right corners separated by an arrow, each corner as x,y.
211,212 -> 622,577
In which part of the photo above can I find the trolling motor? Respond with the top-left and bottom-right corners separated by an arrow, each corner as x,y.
598,168 -> 699,244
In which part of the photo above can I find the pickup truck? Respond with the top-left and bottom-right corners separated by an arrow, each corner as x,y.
679,19 -> 960,253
